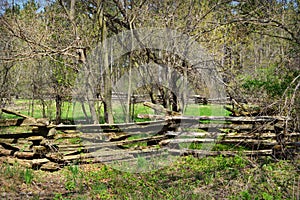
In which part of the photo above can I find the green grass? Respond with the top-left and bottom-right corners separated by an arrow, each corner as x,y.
55,137 -> 83,145
184,104 -> 231,116
0,126 -> 33,134
1,99 -> 230,123
1,163 -> 34,185
55,156 -> 300,199
212,143 -> 251,151
179,143 -> 250,151
1,154 -> 299,199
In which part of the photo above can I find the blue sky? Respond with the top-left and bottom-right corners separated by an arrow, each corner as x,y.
4,0 -> 53,13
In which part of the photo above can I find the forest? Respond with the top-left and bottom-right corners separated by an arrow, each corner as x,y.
0,0 -> 299,126
0,0 -> 299,199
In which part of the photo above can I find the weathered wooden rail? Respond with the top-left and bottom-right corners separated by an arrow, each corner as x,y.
0,111 -> 299,171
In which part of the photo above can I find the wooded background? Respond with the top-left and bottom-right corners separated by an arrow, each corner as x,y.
0,0 -> 299,130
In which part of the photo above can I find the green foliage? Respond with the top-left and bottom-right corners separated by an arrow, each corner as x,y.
180,142 -> 203,150
0,156 -> 298,199
239,190 -> 252,200
212,143 -> 250,151
242,65 -> 298,98
55,136 -> 82,145
65,165 -> 84,192
53,193 -> 66,200
22,168 -> 34,184
1,163 -> 34,185
137,156 -> 148,169
185,104 -> 230,116
2,163 -> 18,177
69,137 -> 82,144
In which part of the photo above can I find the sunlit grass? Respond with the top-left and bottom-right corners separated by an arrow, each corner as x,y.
1,99 -> 230,123
184,104 -> 231,116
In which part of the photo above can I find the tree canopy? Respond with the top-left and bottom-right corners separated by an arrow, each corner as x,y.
0,0 -> 299,129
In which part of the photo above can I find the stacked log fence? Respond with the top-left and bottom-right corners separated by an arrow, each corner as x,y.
0,113 -> 299,171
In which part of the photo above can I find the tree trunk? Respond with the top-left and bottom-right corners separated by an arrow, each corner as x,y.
88,99 -> 98,124
81,101 -> 89,123
126,22 -> 134,123
171,91 -> 179,112
55,94 -> 62,124
126,63 -> 132,123
171,70 -> 179,112
181,62 -> 188,114
41,99 -> 46,118
100,7 -> 114,124
86,77 -> 98,124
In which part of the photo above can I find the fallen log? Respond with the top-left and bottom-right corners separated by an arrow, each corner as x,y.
45,152 -> 64,162
1,108 -> 50,126
143,102 -> 181,116
2,108 -> 34,119
183,123 -> 275,132
108,128 -> 169,141
0,142 -> 19,151
171,116 -> 281,123
0,119 -> 26,126
28,136 -> 44,145
54,133 -> 81,139
14,151 -> 36,159
168,149 -> 273,157
67,153 -> 135,164
56,120 -> 167,132
4,157 -> 33,168
59,135 -> 168,151
159,138 -> 216,146
63,152 -> 100,162
0,147 -> 13,156
62,147 -> 171,164
164,131 -> 294,140
223,105 -> 260,117
137,114 -> 165,120
159,138 -> 278,149
32,146 -> 48,155
160,138 -> 277,144
31,158 -> 50,168
75,148 -> 272,166
0,118 -> 39,126
40,161 -> 60,171
0,138 -> 15,143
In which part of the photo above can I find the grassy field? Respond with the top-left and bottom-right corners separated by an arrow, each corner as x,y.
0,99 -> 231,122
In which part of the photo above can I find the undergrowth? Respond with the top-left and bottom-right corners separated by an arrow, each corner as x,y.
1,155 -> 298,199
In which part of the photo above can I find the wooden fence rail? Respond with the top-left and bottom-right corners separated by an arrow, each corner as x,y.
0,112 -> 299,171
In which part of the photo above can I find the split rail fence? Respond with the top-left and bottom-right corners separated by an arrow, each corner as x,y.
0,112 -> 299,171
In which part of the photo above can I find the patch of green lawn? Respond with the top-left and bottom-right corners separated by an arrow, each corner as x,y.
1,100 -> 230,123
184,104 -> 230,116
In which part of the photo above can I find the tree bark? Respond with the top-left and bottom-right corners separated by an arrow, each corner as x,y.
100,6 -> 114,124
2,108 -> 34,119
55,94 -> 62,124
143,102 -> 181,116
